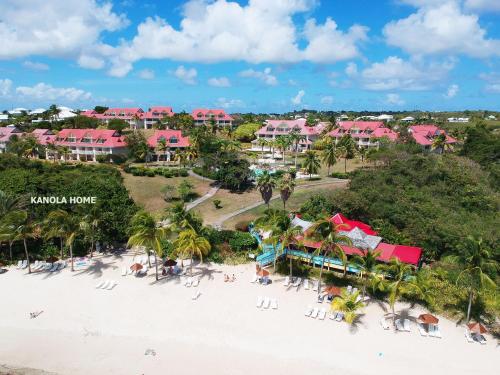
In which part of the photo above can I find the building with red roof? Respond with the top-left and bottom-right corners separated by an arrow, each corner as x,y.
192,109 -> 233,127
0,126 -> 23,153
47,129 -> 127,162
329,121 -> 398,148
147,130 -> 190,162
81,106 -> 177,129
31,129 -> 56,146
408,125 -> 457,151
143,107 -> 175,129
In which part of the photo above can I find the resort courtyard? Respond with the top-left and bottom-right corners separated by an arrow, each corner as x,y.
0,253 -> 498,375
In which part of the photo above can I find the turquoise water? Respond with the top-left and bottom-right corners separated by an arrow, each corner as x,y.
253,168 -> 276,177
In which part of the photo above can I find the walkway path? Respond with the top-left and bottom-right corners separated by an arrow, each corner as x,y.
185,184 -> 220,211
212,179 -> 348,228
187,169 -> 216,182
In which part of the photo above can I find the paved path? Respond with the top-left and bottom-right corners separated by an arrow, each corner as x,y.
185,184 -> 220,211
212,179 -> 348,228
187,169 -> 216,182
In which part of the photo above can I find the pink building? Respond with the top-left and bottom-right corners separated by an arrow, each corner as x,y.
408,125 -> 457,151
147,130 -> 190,162
252,118 -> 327,152
329,121 -> 398,148
81,106 -> 176,129
191,109 -> 233,127
143,107 -> 175,129
0,126 -> 23,153
31,128 -> 56,146
48,129 -> 127,161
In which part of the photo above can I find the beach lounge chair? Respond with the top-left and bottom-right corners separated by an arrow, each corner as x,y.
21,260 -> 28,269
192,290 -> 201,300
185,277 -> 193,287
121,267 -> 127,276
305,305 -> 313,317
49,263 -> 58,272
256,296 -> 263,308
283,276 -> 290,287
432,325 -> 442,338
477,335 -> 486,345
395,319 -> 405,331
352,287 -> 358,295
335,312 -> 344,322
192,277 -> 200,287
95,280 -> 106,289
106,281 -> 116,290
403,319 -> 411,332
329,312 -> 337,320
263,297 -> 270,309
43,263 -> 52,271
464,329 -> 474,343
312,280 -> 319,292
250,274 -> 258,283
311,307 -> 319,319
16,260 -> 22,269
271,298 -> 278,309
417,323 -> 427,336
304,279 -> 310,290
346,285 -> 353,294
293,277 -> 302,288
380,318 -> 390,330
32,261 -> 40,269
318,308 -> 326,320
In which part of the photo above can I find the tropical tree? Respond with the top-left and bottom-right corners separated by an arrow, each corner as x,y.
44,209 -> 70,259
127,211 -> 171,280
432,133 -> 452,154
289,130 -> 305,169
308,218 -> 353,296
321,139 -> 338,176
337,134 -> 357,173
279,225 -> 304,279
444,236 -> 497,322
173,228 -> 211,275
275,173 -> 293,209
352,248 -> 382,298
175,150 -> 188,168
257,138 -> 268,160
275,136 -> 291,164
303,150 -> 321,179
9,210 -> 39,273
331,289 -> 365,324
185,146 -> 198,165
58,145 -> 71,163
79,208 -> 101,258
49,104 -> 61,123
256,170 -> 275,209
156,138 -> 168,165
358,147 -> 368,163
378,258 -> 422,323
21,135 -> 44,159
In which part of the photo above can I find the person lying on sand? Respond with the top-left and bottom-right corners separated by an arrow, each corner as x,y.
29,311 -> 43,319
224,274 -> 230,282
231,274 -> 236,282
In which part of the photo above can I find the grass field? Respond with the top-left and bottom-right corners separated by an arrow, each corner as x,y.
121,172 -> 212,215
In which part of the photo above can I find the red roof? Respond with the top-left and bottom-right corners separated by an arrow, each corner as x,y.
375,243 -> 422,266
30,129 -> 56,145
256,118 -> 326,136
330,213 -> 378,235
143,106 -> 175,120
0,126 -> 22,143
329,121 -> 398,141
191,109 -> 233,121
409,125 -> 457,146
147,130 -> 190,148
54,129 -> 126,148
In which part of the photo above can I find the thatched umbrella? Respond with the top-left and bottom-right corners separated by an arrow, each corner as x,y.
257,269 -> 269,278
418,314 -> 439,325
324,285 -> 342,297
467,322 -> 487,334
130,263 -> 143,272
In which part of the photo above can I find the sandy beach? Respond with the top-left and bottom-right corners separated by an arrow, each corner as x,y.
0,253 -> 498,375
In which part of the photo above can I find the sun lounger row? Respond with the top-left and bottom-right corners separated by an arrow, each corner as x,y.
16,260 -> 28,269
30,261 -> 66,272
256,296 -> 278,310
395,318 -> 411,332
183,277 -> 200,287
95,280 -> 117,290
464,329 -> 486,344
304,305 -> 333,320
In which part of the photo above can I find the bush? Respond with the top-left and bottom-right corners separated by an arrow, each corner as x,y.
234,220 -> 250,232
96,155 -> 109,163
123,164 -> 133,174
145,169 -> 156,177
228,231 -> 257,252
162,169 -> 173,178
213,199 -> 222,209
179,168 -> 189,177
330,172 -> 350,179
109,154 -> 127,165
131,167 -> 146,176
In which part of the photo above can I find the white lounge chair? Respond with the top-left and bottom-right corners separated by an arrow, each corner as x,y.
121,267 -> 127,276
49,263 -> 58,272
43,263 -> 52,271
192,277 -> 200,287
477,335 -> 487,345
186,277 -> 193,287
304,305 -> 313,317
250,274 -> 258,283
395,319 -> 405,331
256,296 -> 263,308
304,279 -> 310,290
106,281 -> 116,290
464,329 -> 474,343
263,297 -> 270,309
192,291 -> 201,300
432,325 -> 442,338
294,277 -> 302,288
318,308 -> 326,320
16,260 -> 22,269
312,280 -> 319,292
283,276 -> 290,287
380,318 -> 390,330
417,323 -> 428,336
21,260 -> 28,269
335,312 -> 344,322
95,280 -> 106,289
32,261 -> 40,270
403,319 -> 411,332
311,308 -> 319,319
346,285 -> 353,294
352,287 -> 358,295
271,298 -> 278,309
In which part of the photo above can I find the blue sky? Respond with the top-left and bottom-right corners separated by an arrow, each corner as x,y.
0,0 -> 499,112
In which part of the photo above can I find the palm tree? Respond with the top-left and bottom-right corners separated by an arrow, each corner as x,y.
337,135 -> 357,173
157,138 -> 168,165
79,208 -> 100,258
275,136 -> 290,165
44,209 -> 70,259
308,218 -> 352,296
173,228 -> 210,276
352,248 -> 382,298
64,215 -> 81,272
257,138 -> 268,161
289,130 -> 305,169
0,191 -> 28,260
303,150 -> 320,179
256,170 -> 275,209
321,139 -> 337,176
49,104 -> 60,123
58,145 -> 71,163
185,146 -> 198,165
175,150 -> 188,168
277,173 -> 295,210
444,236 -> 497,322
279,225 -> 304,279
358,147 -> 368,163
432,133 -> 451,154
128,211 -> 171,280
331,289 -> 365,324
22,135 -> 43,159
10,211 -> 38,273
378,258 -> 422,323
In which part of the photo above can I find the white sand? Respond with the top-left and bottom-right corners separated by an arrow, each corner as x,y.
0,253 -> 498,375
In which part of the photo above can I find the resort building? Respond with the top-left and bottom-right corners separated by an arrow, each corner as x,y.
0,126 -> 23,153
447,117 -> 469,123
47,129 -> 128,162
408,125 -> 457,151
82,107 -> 145,129
328,121 -> 398,148
252,118 -> 327,152
143,106 -> 175,129
0,114 -> 9,122
191,109 -> 233,127
256,213 -> 423,272
147,130 -> 190,162
31,129 -> 56,146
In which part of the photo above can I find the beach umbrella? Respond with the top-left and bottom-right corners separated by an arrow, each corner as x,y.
324,286 -> 342,297
467,322 -> 487,334
130,263 -> 143,272
418,314 -> 439,325
257,269 -> 269,277
164,259 -> 177,267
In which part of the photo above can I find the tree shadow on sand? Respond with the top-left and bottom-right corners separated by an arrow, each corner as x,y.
348,313 -> 366,334
72,258 -> 117,279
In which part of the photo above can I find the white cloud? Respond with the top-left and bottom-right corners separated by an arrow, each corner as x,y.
465,0 -> 500,12
78,54 -> 106,70
345,62 -> 358,77
320,96 -> 334,105
0,79 -> 13,96
138,69 -> 155,80
444,84 -> 459,98
216,97 -> 244,109
208,77 -> 231,87
22,61 -> 49,71
239,67 -> 278,86
291,90 -> 305,105
361,56 -> 455,91
385,93 -> 405,106
104,0 -> 368,76
0,0 -> 128,62
173,65 -> 197,85
383,2 -> 500,57
15,82 -> 92,102
479,72 -> 500,92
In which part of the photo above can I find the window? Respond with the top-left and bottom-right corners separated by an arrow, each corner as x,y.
169,137 -> 178,144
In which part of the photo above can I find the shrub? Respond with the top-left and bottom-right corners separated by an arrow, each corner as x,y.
162,169 -> 173,178
178,168 -> 189,177
131,167 -> 146,176
330,172 -> 350,179
96,155 -> 109,163
145,169 -> 156,177
213,199 -> 222,209
109,154 -> 127,165
234,220 -> 250,232
228,231 -> 257,252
